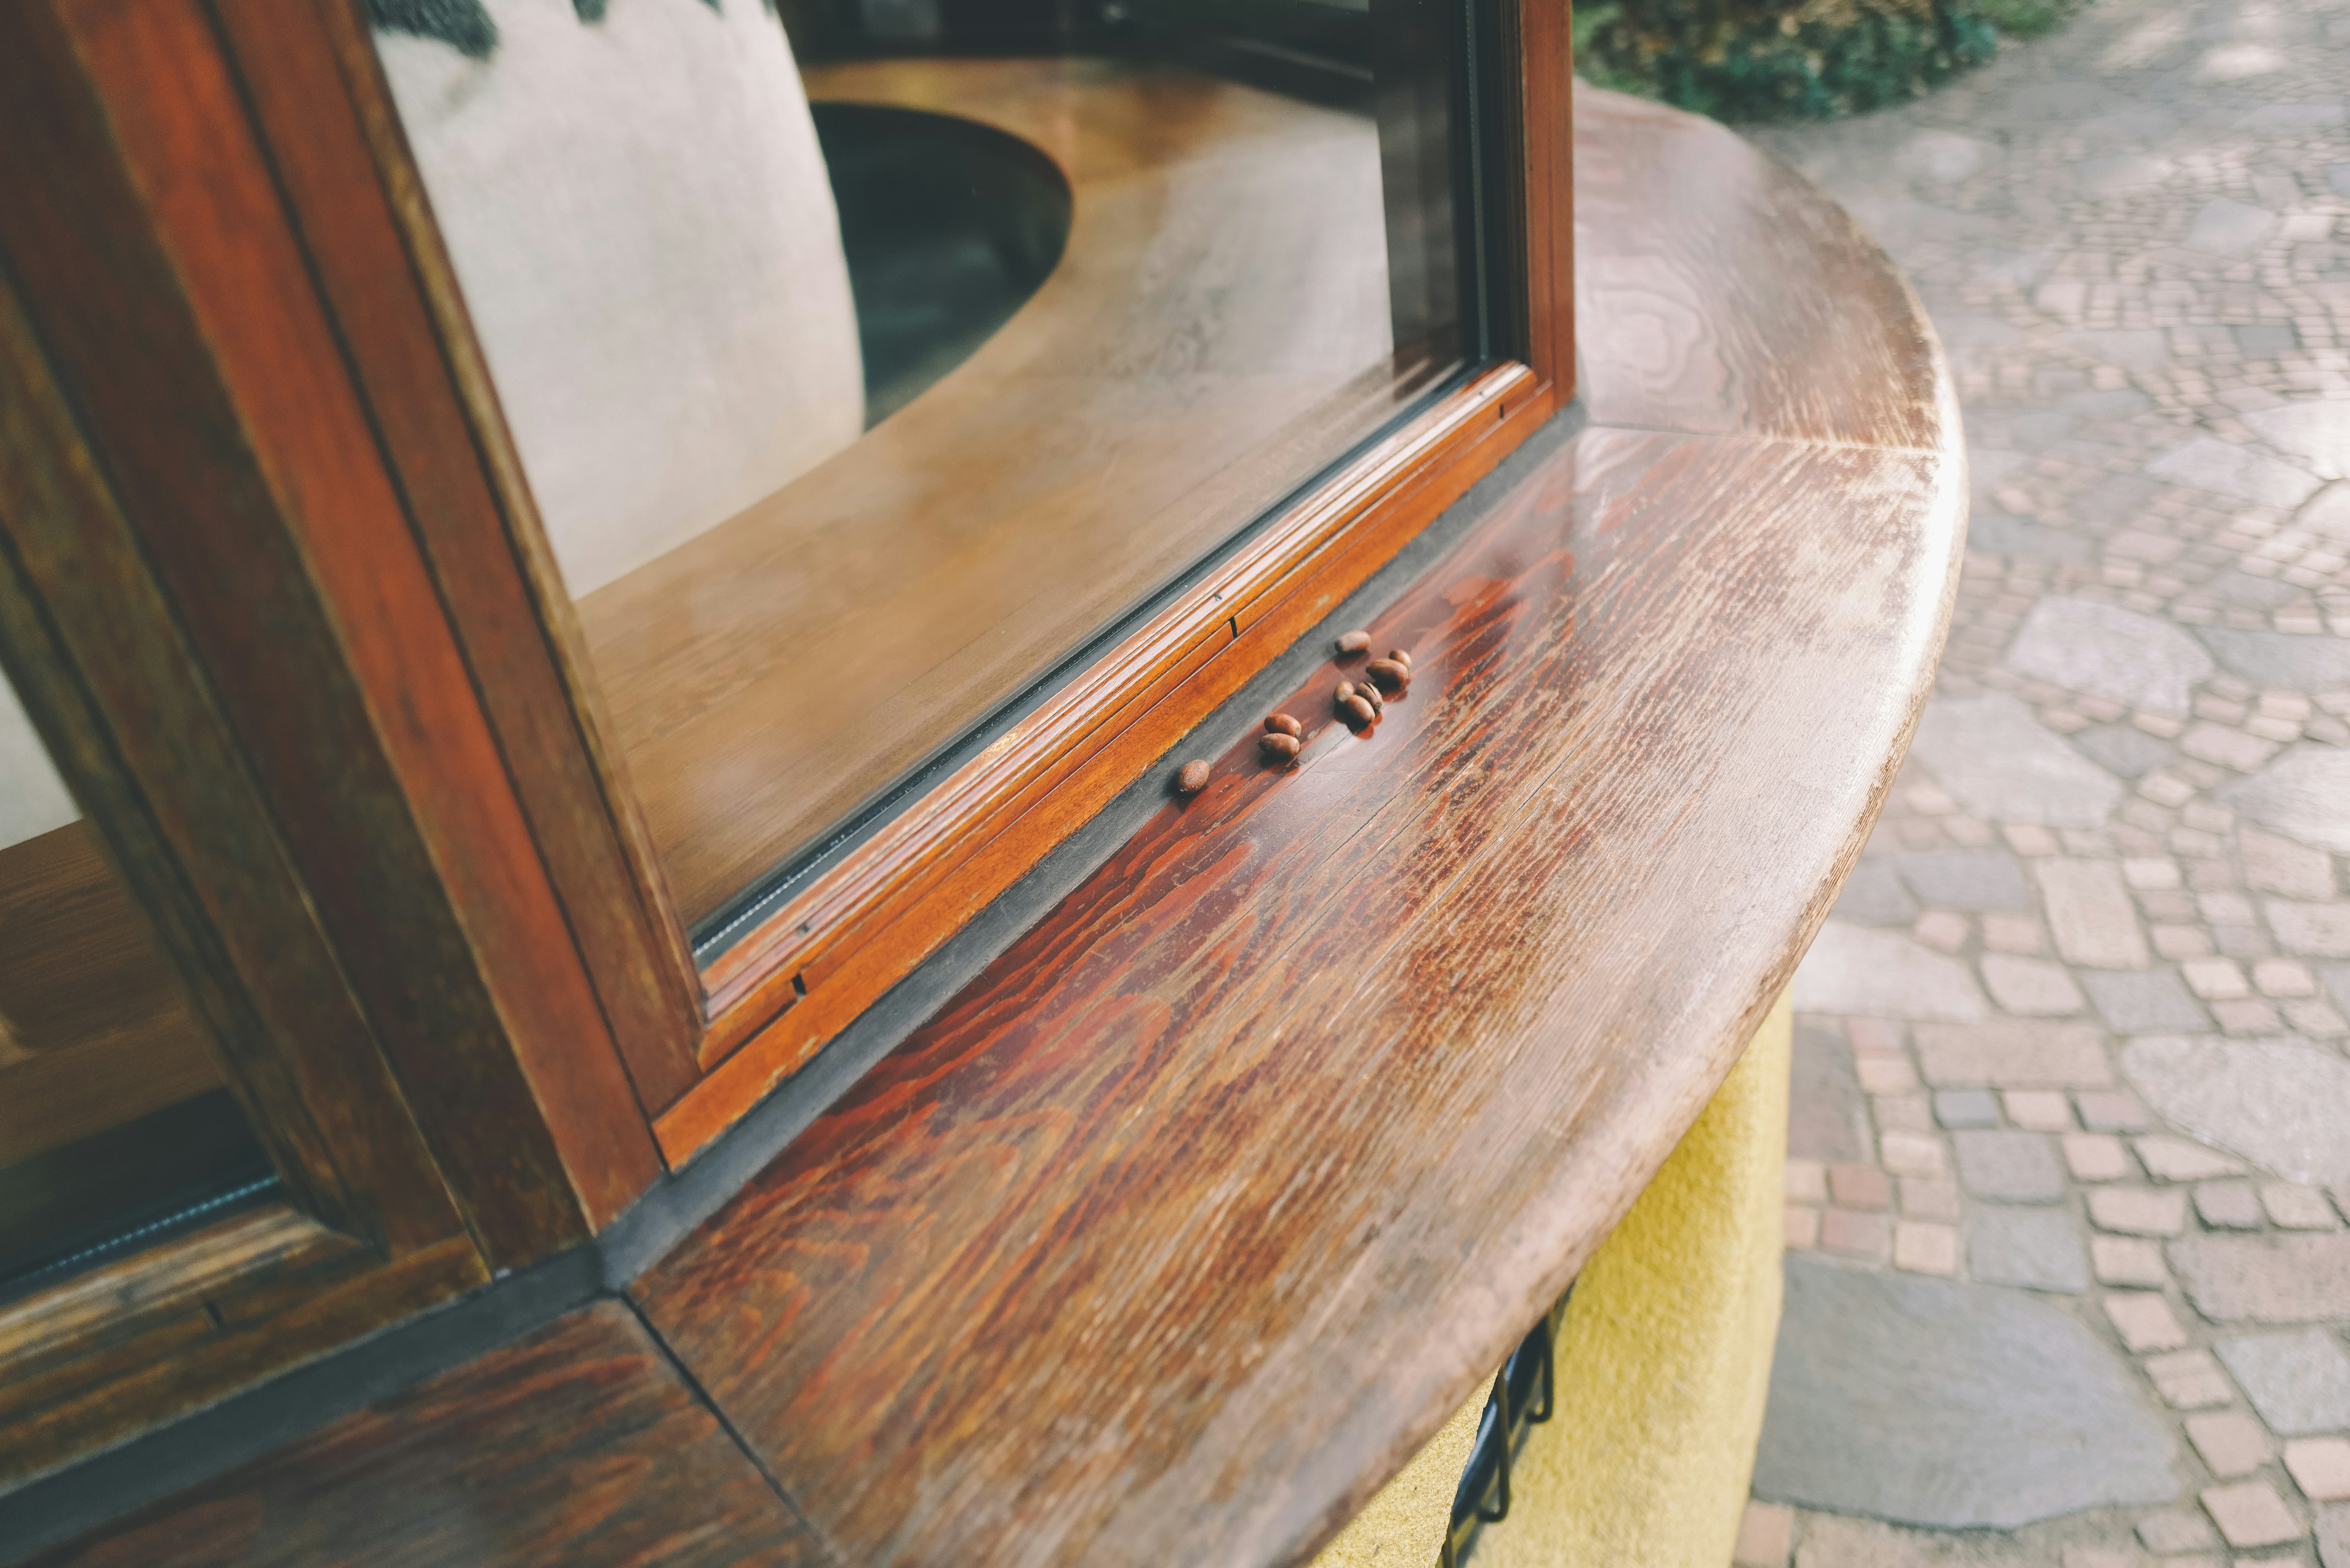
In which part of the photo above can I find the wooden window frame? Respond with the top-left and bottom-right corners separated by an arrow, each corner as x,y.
0,0 -> 1570,1490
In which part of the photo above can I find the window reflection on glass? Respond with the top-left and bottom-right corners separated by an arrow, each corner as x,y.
369,0 -> 1476,941
0,674 -> 270,1294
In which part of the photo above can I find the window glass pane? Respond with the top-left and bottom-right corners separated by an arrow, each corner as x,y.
369,0 -> 1477,938
0,673 -> 271,1295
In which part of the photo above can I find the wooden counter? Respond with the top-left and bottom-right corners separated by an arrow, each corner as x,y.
24,87 -> 1962,1568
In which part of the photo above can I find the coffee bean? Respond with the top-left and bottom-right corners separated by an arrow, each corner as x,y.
1258,731 -> 1301,763
1264,712 -> 1301,737
1336,630 -> 1371,655
1364,658 -> 1409,692
1174,760 -> 1211,795
1339,694 -> 1376,727
1389,649 -> 1412,671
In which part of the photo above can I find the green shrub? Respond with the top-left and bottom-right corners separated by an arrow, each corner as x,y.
1575,0 -> 2052,121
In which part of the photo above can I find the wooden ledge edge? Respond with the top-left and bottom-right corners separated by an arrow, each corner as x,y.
658,367 -> 1551,1163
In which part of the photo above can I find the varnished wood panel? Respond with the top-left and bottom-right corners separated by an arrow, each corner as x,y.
1571,91 -> 1947,447
633,87 -> 1964,1566
662,366 -> 1545,1159
0,826 -> 219,1166
25,1302 -> 827,1568
638,430 -> 1964,1568
212,0 -> 707,1116
0,0 -> 657,1255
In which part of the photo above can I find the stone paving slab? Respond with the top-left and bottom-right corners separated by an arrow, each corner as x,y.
2123,1036 -> 2350,1183
1755,1258 -> 2179,1529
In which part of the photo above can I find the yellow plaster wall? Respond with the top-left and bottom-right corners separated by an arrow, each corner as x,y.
1315,990 -> 1791,1568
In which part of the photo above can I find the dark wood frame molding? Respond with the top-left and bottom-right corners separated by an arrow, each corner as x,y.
0,0 -> 1573,1488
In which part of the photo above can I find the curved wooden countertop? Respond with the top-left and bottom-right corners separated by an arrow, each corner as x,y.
629,86 -> 1962,1566
22,87 -> 1963,1568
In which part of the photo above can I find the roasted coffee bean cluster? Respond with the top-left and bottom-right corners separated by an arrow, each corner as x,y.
1257,712 -> 1303,763
1174,633 -> 1416,789
1334,638 -> 1411,730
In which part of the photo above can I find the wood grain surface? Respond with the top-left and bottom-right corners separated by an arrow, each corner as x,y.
0,0 -> 661,1256
580,59 -> 1428,925
24,1302 -> 828,1568
633,85 -> 1961,1568
23,78 -> 1962,1568
0,825 -> 219,1166
216,0 -> 709,1118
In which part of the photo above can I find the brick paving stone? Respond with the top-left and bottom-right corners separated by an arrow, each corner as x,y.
2077,1091 -> 2154,1133
1786,1159 -> 1829,1204
2141,1510 -> 2223,1555
2096,1236 -> 2173,1291
2254,958 -> 2321,997
1790,1515 -> 2040,1566
2210,998 -> 2286,1034
2184,959 -> 2255,1000
1919,1022 -> 2114,1088
1882,1132 -> 1949,1178
2057,1551 -> 2136,1568
1786,1205 -> 1822,1250
1875,1093 -> 1936,1134
1982,953 -> 2091,1015
1734,1500 -> 1795,1567
2107,1291 -> 2193,1351
1848,1019 -> 1906,1058
2092,1187 -> 2193,1236
2289,1439 -> 2350,1505
1897,1220 -> 1963,1276
1972,1206 -> 2092,1292
1859,1056 -> 1923,1094
1821,1208 -> 1893,1261
2066,1133 -> 2133,1182
2202,1480 -> 2305,1549
2216,1331 -> 2350,1434
1956,1130 -> 2072,1203
2264,1183 -> 2343,1231
1914,911 -> 1973,954
2146,1349 -> 2237,1411
2324,1504 -> 2350,1568
1903,1177 -> 1964,1222
1983,912 -> 2050,954
1936,1088 -> 2002,1129
2004,1089 -> 2077,1130
1830,1163 -> 1893,1211
2137,1135 -> 2248,1183
2083,968 -> 2215,1031
2042,859 -> 2156,968
2198,1181 -> 2270,1231
2187,1410 -> 2277,1479
2173,1237 -> 2350,1323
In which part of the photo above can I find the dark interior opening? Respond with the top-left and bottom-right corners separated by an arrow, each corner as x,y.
810,102 -> 1073,427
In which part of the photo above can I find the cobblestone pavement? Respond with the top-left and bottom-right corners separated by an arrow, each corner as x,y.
1718,0 -> 2350,1562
